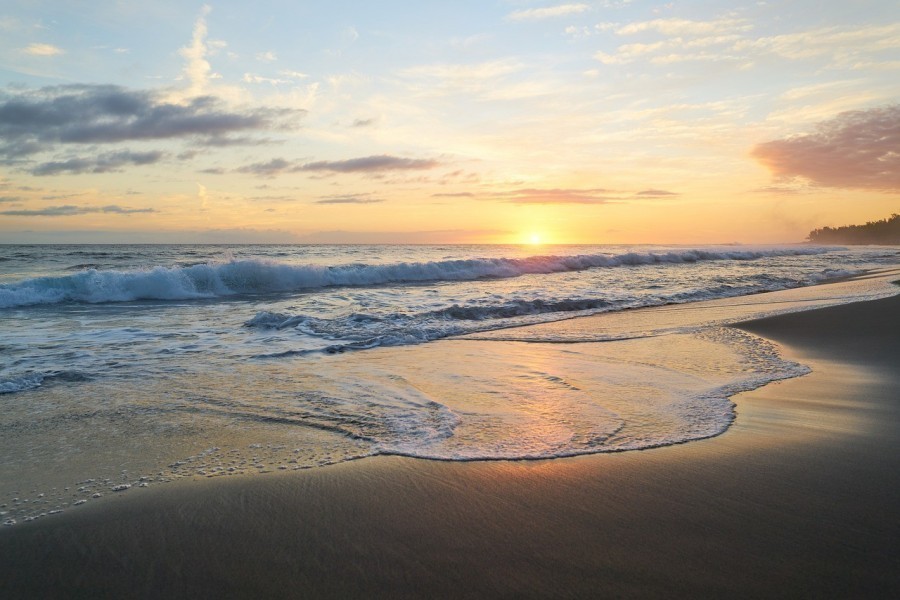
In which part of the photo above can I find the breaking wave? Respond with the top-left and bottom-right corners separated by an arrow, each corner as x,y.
0,247 -> 833,308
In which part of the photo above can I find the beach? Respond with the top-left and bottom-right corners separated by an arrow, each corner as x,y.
1,281 -> 898,598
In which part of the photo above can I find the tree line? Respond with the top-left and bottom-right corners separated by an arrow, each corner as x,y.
807,213 -> 900,244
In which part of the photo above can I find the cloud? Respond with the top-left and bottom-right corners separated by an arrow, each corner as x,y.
30,150 -> 165,175
243,73 -> 291,85
751,105 -> 900,191
22,43 -> 65,56
315,195 -> 385,204
179,5 -> 216,95
484,187 -> 677,203
0,196 -> 21,203
256,51 -> 277,62
634,189 -> 678,197
616,18 -> 749,36
236,157 -> 294,176
1,204 -> 156,216
493,188 -> 618,204
299,155 -> 438,173
595,20 -> 899,68
352,118 -> 376,128
736,23 -> 900,62
236,155 -> 439,177
508,4 -> 590,21
0,84 -> 301,160
432,192 -> 474,197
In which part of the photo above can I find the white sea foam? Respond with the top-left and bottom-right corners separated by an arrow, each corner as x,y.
0,247 -> 834,308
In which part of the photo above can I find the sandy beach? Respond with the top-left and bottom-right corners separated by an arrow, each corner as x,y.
2,290 -> 898,599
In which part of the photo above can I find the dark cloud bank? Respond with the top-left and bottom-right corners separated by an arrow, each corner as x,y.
752,104 -> 900,191
0,84 -> 302,174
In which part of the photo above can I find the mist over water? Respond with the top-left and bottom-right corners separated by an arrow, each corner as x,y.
1,243 -> 899,526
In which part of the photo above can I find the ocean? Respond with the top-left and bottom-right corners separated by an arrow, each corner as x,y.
1,243 -> 899,526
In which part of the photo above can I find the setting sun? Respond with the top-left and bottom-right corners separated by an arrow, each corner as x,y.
528,233 -> 542,245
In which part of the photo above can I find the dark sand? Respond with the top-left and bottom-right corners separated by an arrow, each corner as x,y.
1,296 -> 898,599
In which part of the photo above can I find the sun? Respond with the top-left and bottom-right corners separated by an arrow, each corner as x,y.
528,233 -> 542,245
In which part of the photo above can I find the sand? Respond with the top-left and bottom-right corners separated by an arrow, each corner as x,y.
1,294 -> 898,598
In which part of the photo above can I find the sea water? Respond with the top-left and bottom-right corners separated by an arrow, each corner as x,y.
1,244 -> 898,525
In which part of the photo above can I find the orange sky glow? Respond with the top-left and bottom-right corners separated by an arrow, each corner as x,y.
0,1 -> 897,244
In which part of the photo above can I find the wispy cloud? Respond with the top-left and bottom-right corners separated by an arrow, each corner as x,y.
635,189 -> 679,197
1,204 -> 156,216
595,19 -> 900,69
616,17 -> 750,36
736,24 -> 900,61
31,150 -> 165,176
22,43 -> 65,56
432,192 -> 474,198
236,155 -> 439,177
315,194 -> 385,204
235,158 -> 293,177
243,73 -> 291,85
752,104 -> 900,191
178,5 -> 217,96
484,187 -> 679,204
492,188 -> 618,204
300,155 -> 438,173
507,4 -> 590,22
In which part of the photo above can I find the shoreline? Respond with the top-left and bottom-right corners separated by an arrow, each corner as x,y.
2,291 -> 899,598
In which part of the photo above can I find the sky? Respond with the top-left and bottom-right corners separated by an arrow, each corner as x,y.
0,0 -> 898,244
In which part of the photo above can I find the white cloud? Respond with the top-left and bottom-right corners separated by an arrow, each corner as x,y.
616,18 -> 751,36
22,43 -> 64,56
508,4 -> 590,22
735,23 -> 900,63
256,51 -> 277,62
178,5 -> 216,96
594,18 -> 899,70
243,73 -> 290,85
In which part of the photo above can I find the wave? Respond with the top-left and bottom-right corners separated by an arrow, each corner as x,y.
245,266 -> 856,355
0,247 -> 833,308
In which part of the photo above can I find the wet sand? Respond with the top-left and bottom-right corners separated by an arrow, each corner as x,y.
1,295 -> 898,598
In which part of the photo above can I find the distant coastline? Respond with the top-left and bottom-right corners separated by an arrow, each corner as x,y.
808,213 -> 900,245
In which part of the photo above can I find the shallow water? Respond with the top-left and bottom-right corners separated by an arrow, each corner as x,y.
1,244 -> 898,526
